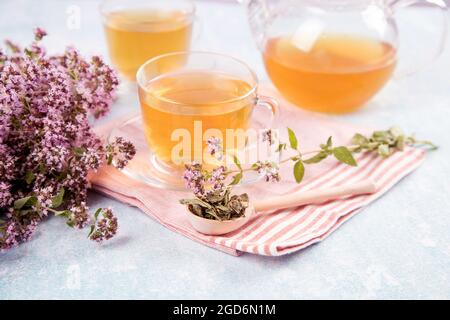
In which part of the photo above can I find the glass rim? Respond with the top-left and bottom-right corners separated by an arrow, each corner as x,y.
136,51 -> 259,108
99,0 -> 196,18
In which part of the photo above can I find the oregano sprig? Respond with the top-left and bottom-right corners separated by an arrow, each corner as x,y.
180,127 -> 436,221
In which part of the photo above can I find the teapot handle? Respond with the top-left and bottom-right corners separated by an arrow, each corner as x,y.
240,0 -> 272,50
391,0 -> 448,78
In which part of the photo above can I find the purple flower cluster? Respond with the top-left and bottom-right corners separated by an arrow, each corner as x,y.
183,135 -> 284,200
206,136 -> 223,160
0,29 -> 134,251
183,162 -> 205,197
105,136 -> 136,169
262,129 -> 274,145
209,166 -> 226,191
1,213 -> 39,249
253,161 -> 280,182
89,208 -> 118,242
34,28 -> 47,41
183,163 -> 227,198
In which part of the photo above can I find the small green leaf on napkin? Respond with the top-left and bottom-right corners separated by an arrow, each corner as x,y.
333,147 -> 357,166
287,127 -> 298,150
293,160 -> 305,183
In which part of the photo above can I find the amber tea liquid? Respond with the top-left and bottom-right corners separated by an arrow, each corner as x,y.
103,9 -> 193,80
139,71 -> 254,165
263,33 -> 396,113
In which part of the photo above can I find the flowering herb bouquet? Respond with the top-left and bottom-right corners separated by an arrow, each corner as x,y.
180,128 -> 436,221
0,29 -> 135,251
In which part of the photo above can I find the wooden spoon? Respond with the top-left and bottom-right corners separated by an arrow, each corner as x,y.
187,180 -> 377,236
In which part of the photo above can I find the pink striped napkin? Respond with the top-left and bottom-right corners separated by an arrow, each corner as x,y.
90,87 -> 425,256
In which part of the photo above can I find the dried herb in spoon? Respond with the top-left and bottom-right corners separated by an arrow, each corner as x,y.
180,188 -> 249,221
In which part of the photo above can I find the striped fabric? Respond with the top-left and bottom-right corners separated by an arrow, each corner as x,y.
210,148 -> 424,255
91,88 -> 426,256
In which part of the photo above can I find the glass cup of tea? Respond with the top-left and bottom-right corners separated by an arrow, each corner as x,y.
129,51 -> 279,189
243,0 -> 448,113
100,0 -> 195,81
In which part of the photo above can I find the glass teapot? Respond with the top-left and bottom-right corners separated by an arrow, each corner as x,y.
241,0 -> 448,113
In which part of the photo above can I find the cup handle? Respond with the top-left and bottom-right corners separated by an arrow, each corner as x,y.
392,0 -> 448,78
255,95 -> 280,128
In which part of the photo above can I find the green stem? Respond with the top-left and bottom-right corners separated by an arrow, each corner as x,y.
224,138 -> 431,177
413,140 -> 438,150
226,144 -> 361,175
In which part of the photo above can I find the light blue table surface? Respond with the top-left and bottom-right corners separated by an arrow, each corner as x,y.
1,0 -> 449,299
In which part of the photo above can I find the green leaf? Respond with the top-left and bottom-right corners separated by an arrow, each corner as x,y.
56,171 -> 68,181
11,117 -> 20,129
54,210 -> 70,217
326,136 -> 333,148
293,160 -> 305,183
107,154 -> 113,165
22,98 -> 31,112
276,143 -> 287,152
229,173 -> 243,185
396,135 -> 405,151
351,133 -> 369,146
378,144 -> 391,158
73,147 -> 86,157
287,128 -> 298,150
373,130 -> 389,142
52,188 -> 65,208
14,196 -> 37,210
223,188 -> 231,204
332,147 -> 357,167
88,225 -> 95,238
25,170 -> 35,184
233,155 -> 242,171
19,209 -> 34,216
68,69 -> 77,80
94,208 -> 103,220
366,142 -> 379,151
389,127 -> 404,138
303,151 -> 328,164
24,48 -> 34,59
417,140 -> 438,150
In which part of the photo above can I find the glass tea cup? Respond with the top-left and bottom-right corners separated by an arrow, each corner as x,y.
100,0 -> 195,81
243,0 -> 448,113
134,51 -> 279,188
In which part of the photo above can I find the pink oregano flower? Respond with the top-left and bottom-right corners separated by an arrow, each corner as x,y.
0,28 -> 135,251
